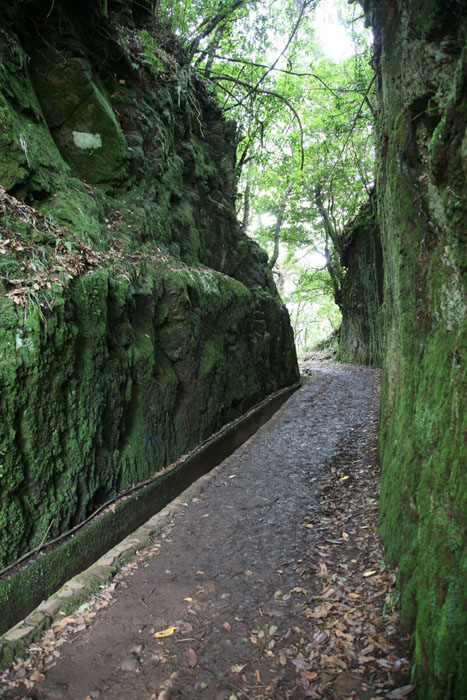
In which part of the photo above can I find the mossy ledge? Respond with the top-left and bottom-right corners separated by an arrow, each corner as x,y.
363,0 -> 467,696
0,0 -> 298,576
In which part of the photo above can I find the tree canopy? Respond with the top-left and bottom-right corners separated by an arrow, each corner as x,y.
142,0 -> 375,352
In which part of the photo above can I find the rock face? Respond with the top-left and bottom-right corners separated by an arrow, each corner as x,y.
363,1 -> 467,696
336,194 -> 384,366
0,1 -> 298,569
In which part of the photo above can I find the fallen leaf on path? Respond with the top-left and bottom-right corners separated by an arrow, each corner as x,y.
358,654 -> 376,663
154,626 -> 177,638
304,671 -> 318,681
318,562 -> 329,577
321,654 -> 347,670
156,671 -> 178,700
230,664 -> 246,674
363,570 -> 377,577
291,656 -> 310,671
29,671 -> 45,682
310,630 -> 327,647
53,616 -> 75,633
304,604 -> 331,619
187,648 -> 197,667
72,624 -> 86,633
321,587 -> 336,599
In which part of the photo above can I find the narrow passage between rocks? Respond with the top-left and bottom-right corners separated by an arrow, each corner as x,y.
1,361 -> 412,700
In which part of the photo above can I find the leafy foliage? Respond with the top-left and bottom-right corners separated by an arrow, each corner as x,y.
135,0 -> 375,352
195,1 -> 375,352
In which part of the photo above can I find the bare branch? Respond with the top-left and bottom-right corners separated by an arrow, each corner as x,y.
233,0 -> 316,109
364,93 -> 377,120
314,184 -> 338,247
187,0 -> 245,62
210,74 -> 305,169
328,73 -> 376,181
242,180 -> 252,230
269,180 -> 294,269
204,23 -> 225,78
195,52 -> 341,96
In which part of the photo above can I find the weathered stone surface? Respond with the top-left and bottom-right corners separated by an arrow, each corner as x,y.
3,624 -> 34,642
30,49 -> 129,184
337,194 -> 384,366
364,1 -> 467,696
0,1 -> 298,575
37,598 -> 62,618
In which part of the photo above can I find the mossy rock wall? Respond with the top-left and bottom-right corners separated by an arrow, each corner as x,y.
0,1 -> 299,570
337,195 -> 384,366
364,0 -> 467,696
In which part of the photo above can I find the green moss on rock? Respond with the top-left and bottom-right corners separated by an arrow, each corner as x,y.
0,260 -> 297,568
336,194 -> 384,366
30,49 -> 129,185
365,0 -> 467,695
0,0 -> 298,601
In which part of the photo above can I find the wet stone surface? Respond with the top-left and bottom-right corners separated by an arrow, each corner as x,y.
1,362 -> 412,699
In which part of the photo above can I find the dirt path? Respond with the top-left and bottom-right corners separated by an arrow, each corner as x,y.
1,362 -> 413,700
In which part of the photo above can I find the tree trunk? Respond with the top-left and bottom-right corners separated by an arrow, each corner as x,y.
204,23 -> 224,79
268,180 -> 293,269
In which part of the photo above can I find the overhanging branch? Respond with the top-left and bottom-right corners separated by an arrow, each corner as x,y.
232,0 -> 316,109
210,75 -> 305,169
328,73 -> 376,181
187,0 -> 245,62
195,52 -> 341,97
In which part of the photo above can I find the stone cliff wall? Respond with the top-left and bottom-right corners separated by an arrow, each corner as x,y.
336,194 -> 384,366
0,0 -> 299,569
364,0 -> 466,696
